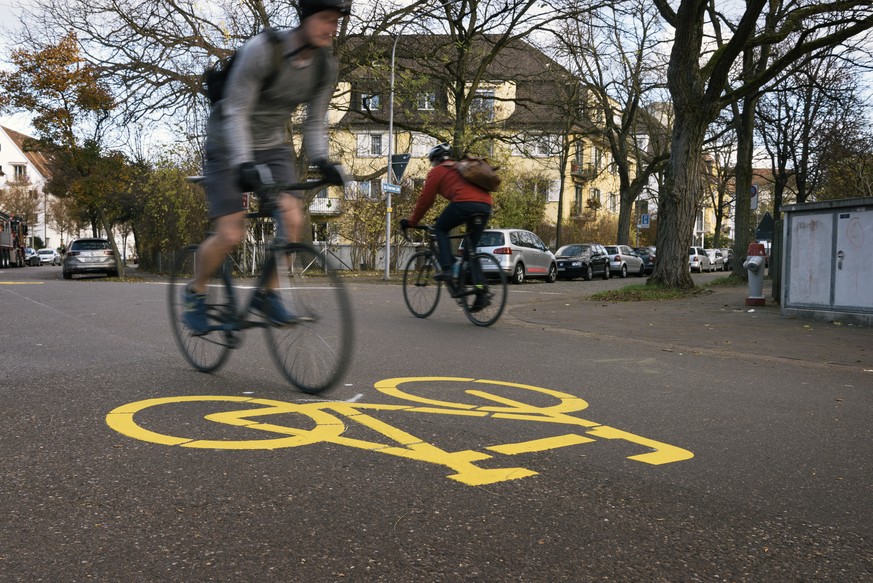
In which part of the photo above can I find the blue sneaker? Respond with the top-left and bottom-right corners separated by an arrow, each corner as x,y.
183,284 -> 210,335
251,290 -> 296,325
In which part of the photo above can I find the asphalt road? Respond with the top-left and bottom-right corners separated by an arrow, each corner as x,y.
1,265 -> 870,582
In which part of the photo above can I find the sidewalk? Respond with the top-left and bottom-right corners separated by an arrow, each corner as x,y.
509,282 -> 873,370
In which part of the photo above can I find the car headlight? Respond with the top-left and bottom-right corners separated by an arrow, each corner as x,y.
571,261 -> 581,267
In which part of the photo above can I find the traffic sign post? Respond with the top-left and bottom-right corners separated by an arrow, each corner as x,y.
391,154 -> 411,182
638,213 -> 650,229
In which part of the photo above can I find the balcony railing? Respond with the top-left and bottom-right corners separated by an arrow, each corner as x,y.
309,198 -> 341,215
570,162 -> 596,182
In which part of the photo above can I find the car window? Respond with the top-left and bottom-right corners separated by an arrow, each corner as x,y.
509,232 -> 522,246
478,232 -> 505,247
689,248 -> 696,255
557,245 -> 580,256
529,233 -> 547,251
38,249 -> 53,255
605,246 -> 618,254
72,240 -> 111,251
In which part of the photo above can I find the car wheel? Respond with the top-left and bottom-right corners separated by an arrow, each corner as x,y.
620,264 -> 628,278
602,266 -> 610,280
108,270 -> 119,278
638,263 -> 645,276
545,263 -> 557,283
62,269 -> 72,280
511,263 -> 525,284
583,265 -> 593,281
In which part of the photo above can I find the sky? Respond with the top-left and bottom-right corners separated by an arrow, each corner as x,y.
0,0 -> 33,134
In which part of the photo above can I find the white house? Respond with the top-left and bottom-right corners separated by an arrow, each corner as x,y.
0,125 -> 61,249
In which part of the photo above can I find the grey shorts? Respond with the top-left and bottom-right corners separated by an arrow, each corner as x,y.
203,141 -> 300,219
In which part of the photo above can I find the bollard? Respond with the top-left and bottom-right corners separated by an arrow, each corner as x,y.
742,243 -> 767,306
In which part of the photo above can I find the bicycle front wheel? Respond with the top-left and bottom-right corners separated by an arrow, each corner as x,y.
402,251 -> 441,318
168,245 -> 236,372
459,253 -> 508,327
264,243 -> 353,394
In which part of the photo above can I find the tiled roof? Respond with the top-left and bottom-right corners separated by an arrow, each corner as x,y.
336,34 -> 577,128
1,126 -> 52,180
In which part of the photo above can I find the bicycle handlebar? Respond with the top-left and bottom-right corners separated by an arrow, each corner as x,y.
401,224 -> 433,242
186,176 -> 335,192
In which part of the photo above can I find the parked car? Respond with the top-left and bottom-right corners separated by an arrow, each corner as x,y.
706,248 -> 725,271
634,246 -> 656,275
689,246 -> 712,272
554,243 -> 611,281
62,238 -> 119,279
37,248 -> 61,266
469,229 -> 557,284
604,245 -> 645,278
719,248 -> 734,270
24,247 -> 41,266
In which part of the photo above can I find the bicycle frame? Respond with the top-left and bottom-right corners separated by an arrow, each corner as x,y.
195,179 -> 330,335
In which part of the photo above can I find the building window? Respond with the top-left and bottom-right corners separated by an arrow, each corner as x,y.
574,185 -> 583,215
356,133 -> 386,158
590,188 -> 601,206
360,93 -> 381,112
469,89 -> 495,122
594,148 -> 603,171
12,164 -> 27,181
352,179 -> 381,199
608,192 -> 618,213
575,143 -> 584,165
417,92 -> 436,111
411,133 -> 437,158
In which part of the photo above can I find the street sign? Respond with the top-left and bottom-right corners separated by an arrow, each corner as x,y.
391,154 -> 411,182
638,213 -> 650,229
382,182 -> 401,194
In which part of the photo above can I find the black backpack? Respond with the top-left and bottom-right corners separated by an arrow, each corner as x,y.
202,28 -> 285,104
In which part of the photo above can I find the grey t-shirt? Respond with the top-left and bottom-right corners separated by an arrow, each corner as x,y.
207,28 -> 337,168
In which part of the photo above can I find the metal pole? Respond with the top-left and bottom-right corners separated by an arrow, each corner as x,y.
384,33 -> 400,280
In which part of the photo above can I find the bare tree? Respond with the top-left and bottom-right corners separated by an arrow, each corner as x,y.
651,0 -> 873,288
551,0 -> 671,247
757,48 -> 867,216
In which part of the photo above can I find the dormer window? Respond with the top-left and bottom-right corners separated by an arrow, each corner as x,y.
417,92 -> 436,111
360,93 -> 381,112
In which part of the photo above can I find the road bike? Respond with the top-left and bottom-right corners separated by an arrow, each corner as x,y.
168,178 -> 353,394
401,215 -> 508,326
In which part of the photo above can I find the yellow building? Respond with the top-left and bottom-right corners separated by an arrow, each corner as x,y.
311,35 -> 624,246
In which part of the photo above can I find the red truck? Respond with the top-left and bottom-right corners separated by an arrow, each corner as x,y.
0,210 -> 29,268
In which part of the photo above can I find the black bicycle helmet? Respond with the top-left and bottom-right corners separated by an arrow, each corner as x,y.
301,0 -> 352,19
428,142 -> 452,163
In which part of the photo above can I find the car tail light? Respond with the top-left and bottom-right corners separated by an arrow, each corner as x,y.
104,250 -> 114,256
492,247 -> 512,255
67,251 -> 80,256
614,255 -> 621,261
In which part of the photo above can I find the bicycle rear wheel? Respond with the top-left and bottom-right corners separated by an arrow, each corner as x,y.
402,251 -> 442,318
168,245 -> 237,372
264,243 -> 353,394
458,253 -> 508,326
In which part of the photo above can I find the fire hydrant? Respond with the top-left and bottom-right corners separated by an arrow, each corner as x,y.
743,243 -> 767,306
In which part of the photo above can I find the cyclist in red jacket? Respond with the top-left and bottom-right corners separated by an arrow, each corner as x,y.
400,143 -> 493,283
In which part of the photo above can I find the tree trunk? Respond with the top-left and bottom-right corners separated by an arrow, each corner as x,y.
98,210 -> 125,278
732,93 -> 757,278
651,112 -> 704,289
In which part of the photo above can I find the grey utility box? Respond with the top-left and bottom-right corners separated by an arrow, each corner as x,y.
781,197 -> 873,326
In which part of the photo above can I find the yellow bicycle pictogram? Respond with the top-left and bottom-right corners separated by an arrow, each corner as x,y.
106,377 -> 693,486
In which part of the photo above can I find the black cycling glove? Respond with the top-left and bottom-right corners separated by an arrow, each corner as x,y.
239,162 -> 275,192
314,159 -> 346,186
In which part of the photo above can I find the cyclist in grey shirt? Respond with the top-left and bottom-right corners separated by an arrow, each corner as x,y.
185,0 -> 350,334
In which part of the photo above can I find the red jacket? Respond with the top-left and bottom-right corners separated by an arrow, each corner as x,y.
408,161 -> 493,226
